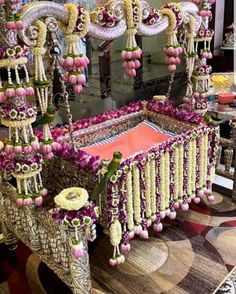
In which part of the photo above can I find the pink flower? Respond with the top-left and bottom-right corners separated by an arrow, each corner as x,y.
174,202 -> 180,209
23,197 -> 33,206
45,152 -> 54,160
128,230 -> 135,239
193,197 -> 201,204
134,224 -> 142,235
126,51 -> 133,60
207,195 -> 215,203
168,211 -> 176,220
109,258 -> 117,267
14,144 -> 22,154
128,61 -> 135,69
117,255 -> 125,265
41,144 -> 52,154
140,229 -> 149,239
153,222 -> 163,233
16,197 -> 23,206
31,139 -> 40,151
25,86 -> 35,96
121,243 -> 131,253
74,84 -> 83,95
68,74 -> 77,85
16,87 -> 26,97
121,50 -> 127,60
77,74 -> 86,84
167,47 -> 174,56
126,68 -> 136,77
5,143 -> 13,154
40,188 -> 48,197
181,203 -> 189,211
168,64 -> 176,72
0,91 -> 6,102
6,21 -> 16,30
35,195 -> 43,206
51,141 -> 61,151
64,56 -> 74,68
15,21 -> 24,30
23,145 -> 32,154
5,88 -> 16,98
160,211 -> 166,219
0,0 -> 5,5
71,242 -> 85,259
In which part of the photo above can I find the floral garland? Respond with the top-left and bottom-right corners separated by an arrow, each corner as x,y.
143,7 -> 160,25
121,0 -> 142,77
133,163 -> 141,230
150,156 -> 156,216
91,5 -> 117,27
61,4 -> 90,95
1,103 -> 37,121
161,3 -> 184,73
126,169 -> 134,232
52,201 -> 99,259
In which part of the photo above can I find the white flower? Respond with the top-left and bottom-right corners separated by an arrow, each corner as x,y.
22,164 -> 30,173
31,163 -> 38,170
18,111 -> 26,120
15,163 -> 21,172
72,218 -> 80,227
9,109 -> 17,119
83,216 -> 92,225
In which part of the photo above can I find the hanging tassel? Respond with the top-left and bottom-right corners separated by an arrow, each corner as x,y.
122,0 -> 142,77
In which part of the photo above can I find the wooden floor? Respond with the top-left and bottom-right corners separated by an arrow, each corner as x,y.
1,192 -> 236,294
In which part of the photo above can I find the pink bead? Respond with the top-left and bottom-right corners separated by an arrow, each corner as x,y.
51,141 -> 61,151
6,21 -> 16,30
16,87 -> 26,97
153,222 -> 163,233
68,74 -> 77,85
168,64 -> 176,72
64,56 -> 74,68
15,21 -> 24,30
35,196 -> 43,206
40,188 -> 48,197
45,152 -> 54,160
5,88 -> 15,98
77,74 -> 86,84
181,203 -> 189,211
109,258 -> 117,267
74,84 -> 83,95
194,197 -> 201,204
169,211 -> 176,220
14,145 -> 22,154
23,145 -> 32,154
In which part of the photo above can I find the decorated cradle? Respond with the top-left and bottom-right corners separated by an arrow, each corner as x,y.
42,99 -> 219,263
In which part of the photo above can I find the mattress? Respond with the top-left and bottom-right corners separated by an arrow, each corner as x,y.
82,120 -> 175,160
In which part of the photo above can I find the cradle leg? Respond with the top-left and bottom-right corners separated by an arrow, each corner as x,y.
1,222 -> 18,250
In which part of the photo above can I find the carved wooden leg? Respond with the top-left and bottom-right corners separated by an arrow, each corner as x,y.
1,221 -> 18,250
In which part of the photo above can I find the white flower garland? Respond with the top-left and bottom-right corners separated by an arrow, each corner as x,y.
178,143 -> 184,200
187,139 -> 193,197
110,219 -> 122,247
159,152 -> 166,212
133,163 -> 141,224
199,134 -> 205,188
126,169 -> 134,231
150,158 -> 156,215
54,187 -> 89,211
174,145 -> 179,201
165,150 -> 170,209
191,137 -> 197,195
203,132 -> 208,186
145,160 -> 152,218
